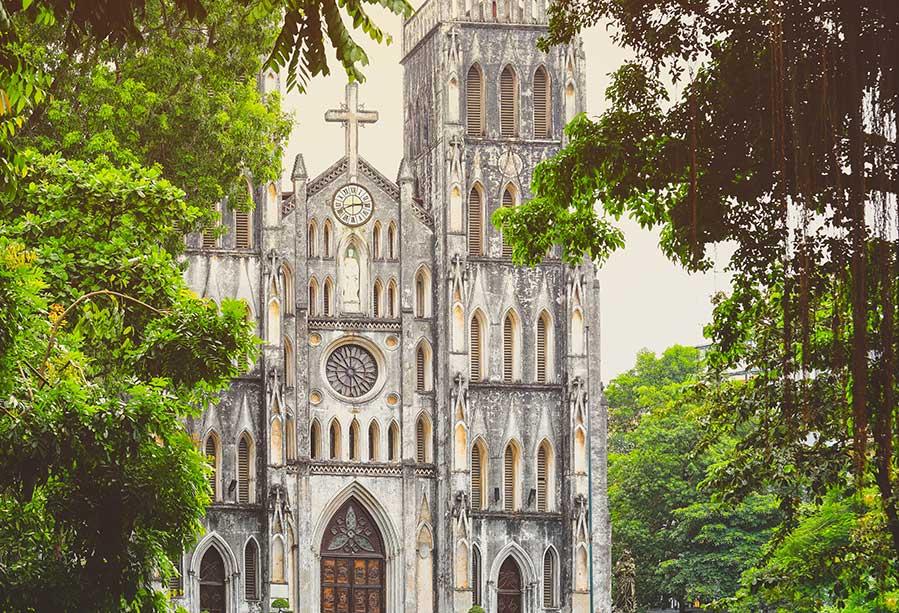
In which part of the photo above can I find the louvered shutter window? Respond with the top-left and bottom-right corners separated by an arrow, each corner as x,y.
245,541 -> 258,600
503,314 -> 514,382
536,314 -> 548,383
500,66 -> 517,138
202,204 -> 218,248
466,65 -> 484,136
468,187 -> 483,256
388,284 -> 396,317
537,444 -> 548,512
470,316 -> 482,381
167,556 -> 182,594
373,283 -> 381,317
543,550 -> 555,607
238,435 -> 250,503
416,346 -> 426,391
235,210 -> 251,248
416,418 -> 426,463
471,444 -> 483,510
504,445 -> 515,511
205,436 -> 217,499
534,67 -> 550,138
501,188 -> 514,258
472,547 -> 482,605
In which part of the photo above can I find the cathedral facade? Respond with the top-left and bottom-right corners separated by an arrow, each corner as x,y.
175,1 -> 610,611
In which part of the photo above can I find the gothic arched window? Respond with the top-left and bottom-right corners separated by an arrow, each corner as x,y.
322,219 -> 333,258
415,267 -> 431,317
387,222 -> 397,259
279,264 -> 294,316
467,185 -> 484,257
308,277 -> 319,316
204,431 -> 221,502
372,221 -> 382,259
284,337 -> 295,388
471,438 -> 487,510
372,279 -> 383,317
310,419 -> 322,459
244,539 -> 259,600
542,547 -> 558,607
501,185 -> 516,258
234,207 -> 252,249
388,421 -> 399,461
472,545 -> 482,605
416,414 -> 432,463
415,340 -> 432,392
503,440 -> 520,511
307,220 -> 318,257
502,309 -> 520,383
470,310 -> 486,382
329,419 -> 342,460
499,65 -> 519,138
323,278 -> 333,316
237,432 -> 254,504
536,310 -> 552,383
533,66 -> 551,139
536,439 -> 554,512
387,280 -> 397,318
368,420 -> 380,461
349,418 -> 360,461
466,64 -> 485,137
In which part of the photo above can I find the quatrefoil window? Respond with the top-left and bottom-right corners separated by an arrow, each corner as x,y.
326,344 -> 379,398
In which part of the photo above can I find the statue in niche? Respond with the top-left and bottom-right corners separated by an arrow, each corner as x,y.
342,245 -> 362,312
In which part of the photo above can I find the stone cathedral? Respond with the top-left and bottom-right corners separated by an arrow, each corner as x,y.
174,1 -> 610,612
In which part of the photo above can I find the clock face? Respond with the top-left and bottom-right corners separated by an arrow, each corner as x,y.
332,183 -> 374,227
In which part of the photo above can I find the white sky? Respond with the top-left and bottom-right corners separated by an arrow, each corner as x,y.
279,6 -> 726,382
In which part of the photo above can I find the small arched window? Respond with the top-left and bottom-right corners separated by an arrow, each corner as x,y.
204,432 -> 221,502
329,419 -> 342,460
308,277 -> 319,316
286,414 -> 296,461
501,185 -> 515,258
503,441 -> 520,511
542,548 -> 558,607
415,268 -> 431,317
372,279 -> 383,317
387,223 -> 397,259
237,432 -> 253,503
323,219 -> 333,258
323,278 -> 333,316
536,310 -> 551,383
284,337 -> 295,388
245,539 -> 259,600
467,185 -> 483,257
536,439 -> 553,512
499,65 -> 519,138
387,280 -> 397,318
416,341 -> 432,392
279,264 -> 294,315
470,310 -> 485,382
373,221 -> 382,259
472,545 -> 482,605
466,64 -> 485,136
234,208 -> 252,249
470,438 -> 487,510
533,66 -> 551,138
502,310 -> 520,383
270,417 -> 283,465
307,220 -> 318,257
388,421 -> 400,461
349,418 -> 360,461
368,421 -> 380,461
416,414 -> 431,463
310,419 -> 322,459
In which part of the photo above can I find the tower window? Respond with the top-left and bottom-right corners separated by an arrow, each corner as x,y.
543,548 -> 558,607
468,185 -> 483,257
503,441 -> 520,511
470,311 -> 484,381
234,209 -> 251,249
237,433 -> 253,503
245,540 -> 259,600
536,310 -> 551,383
533,66 -> 551,138
307,220 -> 318,257
388,421 -> 399,461
499,65 -> 519,138
471,439 -> 487,510
310,419 -> 322,459
466,65 -> 485,137
329,420 -> 341,460
501,186 -> 515,258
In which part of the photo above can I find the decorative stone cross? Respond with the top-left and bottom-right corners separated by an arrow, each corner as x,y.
325,82 -> 378,181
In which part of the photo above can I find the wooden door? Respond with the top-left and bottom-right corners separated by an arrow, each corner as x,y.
199,547 -> 226,613
497,556 -> 523,613
321,498 -> 385,613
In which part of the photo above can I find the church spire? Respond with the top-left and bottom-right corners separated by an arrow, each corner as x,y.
325,82 -> 379,182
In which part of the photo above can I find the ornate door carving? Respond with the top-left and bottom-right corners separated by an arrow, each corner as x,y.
497,557 -> 523,613
199,547 -> 227,613
321,498 -> 385,613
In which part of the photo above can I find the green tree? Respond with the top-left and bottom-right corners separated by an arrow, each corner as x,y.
0,151 -> 256,611
608,347 -> 779,611
495,0 -> 899,560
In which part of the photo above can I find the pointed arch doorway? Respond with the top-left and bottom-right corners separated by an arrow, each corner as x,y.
497,556 -> 523,613
199,547 -> 227,613
320,497 -> 385,613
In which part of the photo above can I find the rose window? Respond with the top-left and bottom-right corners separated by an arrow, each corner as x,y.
326,344 -> 379,398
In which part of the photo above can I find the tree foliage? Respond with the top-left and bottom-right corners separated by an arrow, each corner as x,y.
496,0 -> 899,563
607,346 -> 779,611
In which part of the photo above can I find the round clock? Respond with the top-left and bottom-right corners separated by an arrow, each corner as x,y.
332,183 -> 374,227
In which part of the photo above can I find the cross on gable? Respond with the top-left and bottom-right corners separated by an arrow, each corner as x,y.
325,82 -> 379,181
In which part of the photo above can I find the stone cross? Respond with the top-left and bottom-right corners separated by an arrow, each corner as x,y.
325,82 -> 378,181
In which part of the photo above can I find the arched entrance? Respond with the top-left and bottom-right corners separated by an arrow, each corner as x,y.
497,556 -> 523,613
199,547 -> 227,613
320,497 -> 385,613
